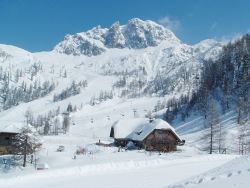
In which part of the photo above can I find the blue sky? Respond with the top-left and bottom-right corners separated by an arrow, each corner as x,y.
0,0 -> 250,52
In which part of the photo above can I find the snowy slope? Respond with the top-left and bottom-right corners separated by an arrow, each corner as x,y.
168,156 -> 250,188
0,19 -> 222,129
0,94 -> 245,188
0,18 -> 239,188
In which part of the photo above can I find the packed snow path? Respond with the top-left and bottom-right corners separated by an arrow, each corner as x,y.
0,154 -> 235,188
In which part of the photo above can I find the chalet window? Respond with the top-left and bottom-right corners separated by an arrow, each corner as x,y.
5,137 -> 10,140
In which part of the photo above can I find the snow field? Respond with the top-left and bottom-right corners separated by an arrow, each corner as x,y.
168,156 -> 250,188
0,153 -> 235,188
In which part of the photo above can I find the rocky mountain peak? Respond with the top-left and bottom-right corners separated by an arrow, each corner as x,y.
54,18 -> 180,56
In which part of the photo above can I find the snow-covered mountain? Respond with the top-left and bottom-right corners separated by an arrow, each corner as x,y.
0,18 -> 223,124
193,39 -> 223,60
2,18 -> 249,188
54,18 -> 180,56
52,19 -> 222,96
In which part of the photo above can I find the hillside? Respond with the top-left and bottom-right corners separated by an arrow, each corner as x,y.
0,19 -> 222,125
0,18 -> 249,188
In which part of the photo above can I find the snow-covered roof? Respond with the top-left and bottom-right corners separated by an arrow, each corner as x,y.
0,123 -> 23,134
111,118 -> 181,141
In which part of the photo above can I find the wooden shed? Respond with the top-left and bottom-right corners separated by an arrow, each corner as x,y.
0,124 -> 20,155
110,118 -> 184,152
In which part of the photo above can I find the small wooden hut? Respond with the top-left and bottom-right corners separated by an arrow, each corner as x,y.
0,124 -> 20,155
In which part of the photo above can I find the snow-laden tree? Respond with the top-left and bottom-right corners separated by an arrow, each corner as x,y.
67,103 -> 73,113
62,113 -> 70,134
11,125 -> 41,167
53,117 -> 60,135
237,96 -> 250,155
25,108 -> 34,126
202,98 -> 221,154
53,80 -> 86,102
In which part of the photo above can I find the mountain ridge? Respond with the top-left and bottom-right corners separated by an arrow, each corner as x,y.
0,18 -> 222,59
0,18 -> 224,119
0,18 -> 224,104
53,18 -> 193,56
